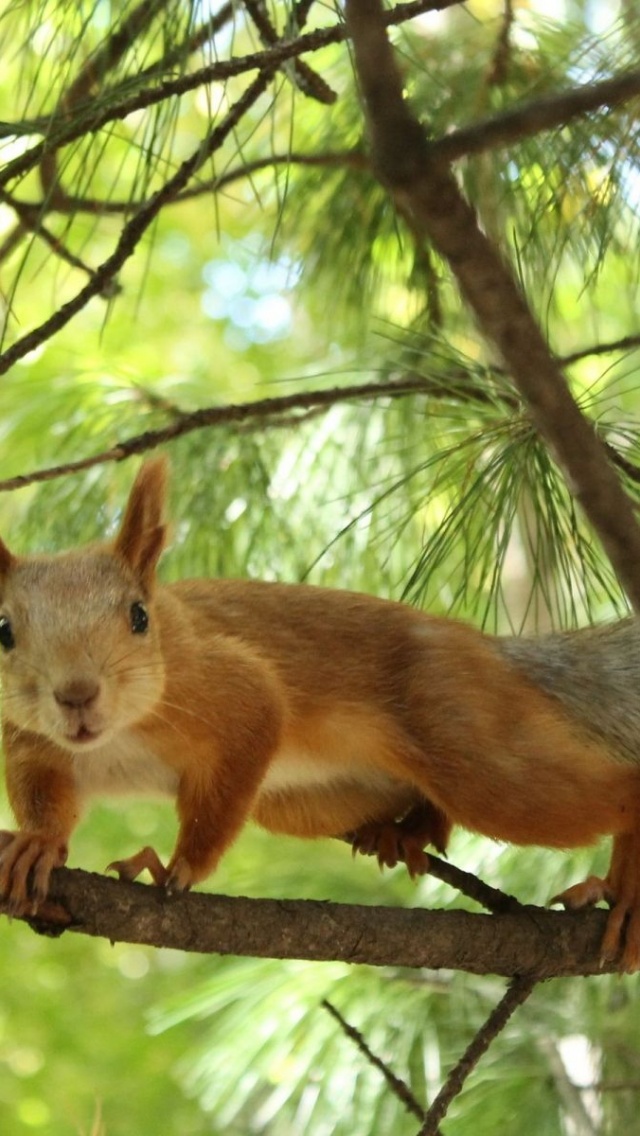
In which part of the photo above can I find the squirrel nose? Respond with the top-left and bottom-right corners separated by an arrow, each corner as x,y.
54,679 -> 100,710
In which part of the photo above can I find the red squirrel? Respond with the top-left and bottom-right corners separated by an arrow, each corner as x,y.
0,457 -> 639,967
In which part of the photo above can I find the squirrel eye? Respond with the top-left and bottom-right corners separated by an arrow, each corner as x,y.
0,616 -> 15,651
130,601 -> 149,635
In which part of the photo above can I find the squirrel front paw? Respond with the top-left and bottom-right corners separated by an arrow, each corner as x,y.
107,845 -> 169,886
107,846 -> 195,893
0,830 -> 68,913
550,875 -> 614,910
550,874 -> 640,972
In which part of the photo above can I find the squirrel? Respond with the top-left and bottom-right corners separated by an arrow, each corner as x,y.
0,456 -> 639,968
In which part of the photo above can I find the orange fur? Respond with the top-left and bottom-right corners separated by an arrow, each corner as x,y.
0,457 -> 639,967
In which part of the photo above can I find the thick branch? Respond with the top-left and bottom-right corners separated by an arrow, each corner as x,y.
345,0 -> 640,611
0,866 -> 625,978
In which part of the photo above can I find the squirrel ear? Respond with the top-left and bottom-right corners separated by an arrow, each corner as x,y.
114,457 -> 169,590
0,536 -> 16,593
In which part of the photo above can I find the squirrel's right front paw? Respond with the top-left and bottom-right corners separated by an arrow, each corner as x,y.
107,846 -> 169,887
0,830 -> 68,914
107,847 -> 195,893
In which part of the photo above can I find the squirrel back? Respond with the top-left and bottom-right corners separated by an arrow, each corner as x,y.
497,620 -> 640,765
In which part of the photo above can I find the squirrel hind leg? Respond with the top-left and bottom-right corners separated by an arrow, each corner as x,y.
602,832 -> 640,972
552,832 -> 640,972
348,798 -> 452,879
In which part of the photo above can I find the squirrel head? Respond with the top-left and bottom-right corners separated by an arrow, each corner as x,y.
0,457 -> 169,753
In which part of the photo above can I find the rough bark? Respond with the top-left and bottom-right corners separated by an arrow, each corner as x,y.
0,866 -> 622,979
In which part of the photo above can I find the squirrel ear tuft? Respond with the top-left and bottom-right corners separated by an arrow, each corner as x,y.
114,457 -> 169,589
0,536 -> 16,592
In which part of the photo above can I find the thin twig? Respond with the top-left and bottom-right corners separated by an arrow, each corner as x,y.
0,374 -> 505,492
422,854 -> 523,915
321,1000 -> 433,1127
486,0 -> 515,87
140,2 -> 235,79
416,977 -> 538,1135
241,0 -> 336,103
0,188 -> 115,288
6,150 -> 368,219
561,332 -> 640,366
604,442 -> 640,487
0,67 -> 277,377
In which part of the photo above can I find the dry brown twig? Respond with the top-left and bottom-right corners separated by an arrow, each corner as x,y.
416,976 -> 538,1135
241,0 -> 336,103
322,974 -> 536,1136
322,1000 -> 431,1125
2,329 -> 640,492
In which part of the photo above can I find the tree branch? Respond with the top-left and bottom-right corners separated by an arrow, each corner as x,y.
0,0 -> 460,188
0,187 -> 118,291
0,67 -> 276,374
0,865 -> 626,979
344,0 -> 640,612
434,68 -> 640,165
1,348 -> 639,494
241,0 -> 336,104
417,976 -> 538,1135
322,999 -> 431,1125
0,374 -> 511,492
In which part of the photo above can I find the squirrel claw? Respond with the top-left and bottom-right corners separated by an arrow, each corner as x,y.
550,874 -> 640,972
0,830 -> 67,913
348,820 -> 431,878
549,875 -> 614,910
107,846 -> 169,887
107,847 -> 195,893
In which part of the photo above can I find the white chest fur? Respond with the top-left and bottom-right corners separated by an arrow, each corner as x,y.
258,748 -> 400,799
71,733 -> 179,799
